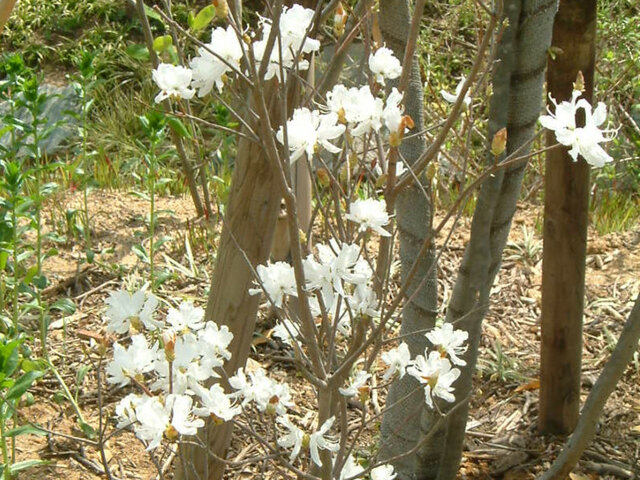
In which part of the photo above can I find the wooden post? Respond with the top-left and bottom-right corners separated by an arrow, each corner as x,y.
539,0 -> 597,435
0,0 -> 17,34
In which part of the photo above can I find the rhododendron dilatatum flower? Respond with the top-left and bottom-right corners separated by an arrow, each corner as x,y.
441,76 -> 471,107
190,25 -> 244,96
426,323 -> 469,366
539,89 -> 615,167
276,108 -> 345,163
407,350 -> 461,408
152,63 -> 195,103
345,198 -> 391,237
381,342 -> 411,381
253,4 -> 320,81
369,46 -> 402,84
105,289 -> 161,333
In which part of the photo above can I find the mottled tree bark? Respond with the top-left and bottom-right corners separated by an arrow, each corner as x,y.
539,0 -> 596,435
417,2 -> 558,479
377,1 -> 438,478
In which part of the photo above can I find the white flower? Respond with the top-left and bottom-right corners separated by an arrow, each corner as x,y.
539,89 -> 615,167
339,455 -> 364,479
345,198 -> 391,237
441,76 -> 471,107
426,323 -> 468,366
326,84 -> 384,136
381,342 -> 411,381
369,47 -> 402,85
105,289 -> 161,333
383,88 -> 405,134
229,367 -> 292,415
407,351 -> 461,408
197,322 -> 233,360
115,393 -> 143,429
192,383 -> 240,422
167,394 -> 204,436
249,261 -> 297,308
272,319 -> 300,346
253,5 -> 320,81
372,464 -> 397,480
277,415 -> 305,462
106,334 -> 157,387
276,108 -> 345,163
133,395 -> 169,450
152,63 -> 195,103
347,285 -> 380,318
167,301 -> 205,332
316,241 -> 368,297
190,25 -> 243,96
339,370 -> 371,397
309,417 -> 339,467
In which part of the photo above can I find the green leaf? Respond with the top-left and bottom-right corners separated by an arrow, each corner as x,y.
23,265 -> 38,286
192,5 -> 216,31
0,340 -> 21,377
32,274 -> 48,290
143,3 -> 164,24
4,425 -> 46,438
132,244 -> 150,263
6,371 -> 43,401
76,365 -> 90,385
49,298 -> 76,314
187,11 -> 195,29
153,35 -> 173,53
8,459 -> 50,474
167,117 -> 192,139
126,44 -> 150,62
79,420 -> 97,440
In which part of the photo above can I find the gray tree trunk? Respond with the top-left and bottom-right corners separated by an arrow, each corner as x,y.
416,2 -> 558,479
377,1 -> 439,478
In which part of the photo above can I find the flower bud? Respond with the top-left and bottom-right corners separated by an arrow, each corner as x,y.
163,330 -> 177,362
213,0 -> 229,19
333,3 -> 348,37
491,127 -> 507,156
358,385 -> 370,402
573,71 -> 585,93
266,395 -> 279,415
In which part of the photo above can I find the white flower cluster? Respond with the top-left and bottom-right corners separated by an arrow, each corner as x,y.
343,323 -> 468,409
539,89 -> 615,167
104,288 -> 368,472
151,4 -> 321,101
251,239 -> 380,340
105,289 -> 291,452
276,49 -> 411,163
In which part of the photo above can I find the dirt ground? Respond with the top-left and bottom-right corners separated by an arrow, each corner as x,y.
15,189 -> 640,480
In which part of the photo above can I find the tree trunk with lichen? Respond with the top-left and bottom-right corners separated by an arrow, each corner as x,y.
414,2 -> 557,479
377,1 -> 438,478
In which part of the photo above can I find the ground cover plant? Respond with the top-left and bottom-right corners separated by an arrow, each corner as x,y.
0,1 -> 639,480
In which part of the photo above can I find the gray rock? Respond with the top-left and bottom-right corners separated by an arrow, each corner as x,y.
0,83 -> 81,158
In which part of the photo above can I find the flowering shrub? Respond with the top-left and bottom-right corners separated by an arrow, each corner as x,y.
111,1 -> 618,478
